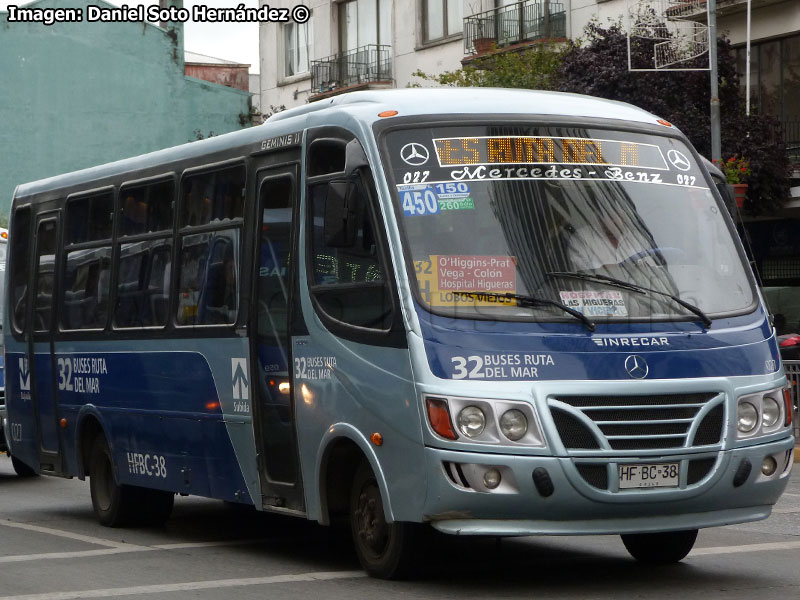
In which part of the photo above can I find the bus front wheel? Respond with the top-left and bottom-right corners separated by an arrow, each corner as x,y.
621,529 -> 698,564
89,437 -> 137,527
349,461 -> 419,579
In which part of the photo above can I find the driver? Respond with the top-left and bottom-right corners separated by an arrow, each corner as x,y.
564,213 -> 652,272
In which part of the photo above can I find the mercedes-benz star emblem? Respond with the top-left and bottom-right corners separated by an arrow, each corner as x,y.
400,143 -> 430,166
624,355 -> 649,379
667,149 -> 691,171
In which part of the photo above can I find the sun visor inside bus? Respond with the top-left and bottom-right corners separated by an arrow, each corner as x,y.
324,180 -> 357,247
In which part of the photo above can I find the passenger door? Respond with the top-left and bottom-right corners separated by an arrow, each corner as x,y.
250,163 -> 304,512
27,213 -> 63,474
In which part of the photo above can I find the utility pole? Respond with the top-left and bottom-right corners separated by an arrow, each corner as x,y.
709,0 -> 722,162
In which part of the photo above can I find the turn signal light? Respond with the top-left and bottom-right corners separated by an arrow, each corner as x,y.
784,388 -> 793,427
378,110 -> 398,117
426,397 -> 458,440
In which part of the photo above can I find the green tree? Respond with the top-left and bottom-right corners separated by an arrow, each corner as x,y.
413,19 -> 790,214
412,44 -> 564,91
556,20 -> 789,214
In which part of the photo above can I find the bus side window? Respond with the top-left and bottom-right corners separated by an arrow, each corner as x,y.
61,190 -> 113,331
33,220 -> 58,333
9,206 -> 32,334
114,178 -> 175,330
308,172 -> 392,331
176,230 -> 240,326
63,248 -> 111,330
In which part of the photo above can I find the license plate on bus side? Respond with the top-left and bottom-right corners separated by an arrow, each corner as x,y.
618,462 -> 679,489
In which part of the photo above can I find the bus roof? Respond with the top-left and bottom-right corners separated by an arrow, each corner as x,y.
13,88 -> 670,200
267,88 -> 664,127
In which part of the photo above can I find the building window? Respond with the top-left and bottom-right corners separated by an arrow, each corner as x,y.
284,19 -> 312,77
424,0 -> 462,42
339,0 -> 390,51
735,34 -> 800,147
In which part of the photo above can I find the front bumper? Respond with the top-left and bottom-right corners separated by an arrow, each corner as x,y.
423,435 -> 794,536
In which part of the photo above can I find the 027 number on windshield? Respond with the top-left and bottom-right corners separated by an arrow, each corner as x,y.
402,171 -> 430,183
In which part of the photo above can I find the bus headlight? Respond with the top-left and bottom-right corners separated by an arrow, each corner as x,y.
761,396 -> 781,428
736,387 -> 792,439
737,401 -> 758,433
423,395 -> 544,446
457,406 -> 486,438
499,409 -> 528,441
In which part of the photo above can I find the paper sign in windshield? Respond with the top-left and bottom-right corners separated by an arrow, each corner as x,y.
415,255 -> 516,307
559,290 -> 628,317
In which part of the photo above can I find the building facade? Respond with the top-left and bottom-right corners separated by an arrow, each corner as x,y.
260,0 -> 798,155
0,0 -> 253,217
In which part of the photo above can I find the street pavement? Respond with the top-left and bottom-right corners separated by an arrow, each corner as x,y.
1,453 -> 799,600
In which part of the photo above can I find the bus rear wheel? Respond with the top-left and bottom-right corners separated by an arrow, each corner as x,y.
349,461 -> 421,579
89,437 -> 138,527
621,529 -> 698,564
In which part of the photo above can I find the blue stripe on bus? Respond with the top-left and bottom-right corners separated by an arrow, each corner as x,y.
5,350 -> 252,503
418,306 -> 780,380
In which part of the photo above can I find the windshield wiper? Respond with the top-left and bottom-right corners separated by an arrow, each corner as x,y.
547,271 -> 712,328
454,291 -> 596,332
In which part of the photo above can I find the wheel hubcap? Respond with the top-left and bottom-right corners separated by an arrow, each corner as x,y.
355,482 -> 389,557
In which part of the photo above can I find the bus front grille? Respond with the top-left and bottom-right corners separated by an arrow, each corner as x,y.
549,393 -> 723,452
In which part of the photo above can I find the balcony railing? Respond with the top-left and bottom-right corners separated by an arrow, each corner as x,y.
782,120 -> 800,165
464,0 -> 566,55
311,44 -> 392,96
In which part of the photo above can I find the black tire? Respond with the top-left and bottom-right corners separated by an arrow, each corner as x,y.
349,460 -> 420,579
11,455 -> 38,477
621,529 -> 698,564
139,488 -> 175,526
89,436 -> 138,527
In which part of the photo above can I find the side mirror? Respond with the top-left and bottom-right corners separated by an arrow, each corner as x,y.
344,138 -> 369,176
324,180 -> 358,247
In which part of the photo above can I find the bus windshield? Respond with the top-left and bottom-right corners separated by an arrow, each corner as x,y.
383,125 -> 755,323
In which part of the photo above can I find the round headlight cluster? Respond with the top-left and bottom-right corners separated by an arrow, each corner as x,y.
457,406 -> 486,438
762,397 -> 781,428
499,409 -> 528,441
737,401 -> 759,433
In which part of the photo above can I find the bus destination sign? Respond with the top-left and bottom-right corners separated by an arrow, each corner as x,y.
433,136 -> 668,170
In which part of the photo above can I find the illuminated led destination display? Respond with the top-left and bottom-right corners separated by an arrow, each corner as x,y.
433,136 -> 668,170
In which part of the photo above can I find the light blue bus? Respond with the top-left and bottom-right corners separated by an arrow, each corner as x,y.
4,89 -> 793,578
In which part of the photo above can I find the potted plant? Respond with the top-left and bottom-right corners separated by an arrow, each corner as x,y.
714,156 -> 752,208
470,2 -> 495,54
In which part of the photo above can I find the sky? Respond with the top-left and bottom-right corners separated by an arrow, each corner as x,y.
0,0 -> 261,73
